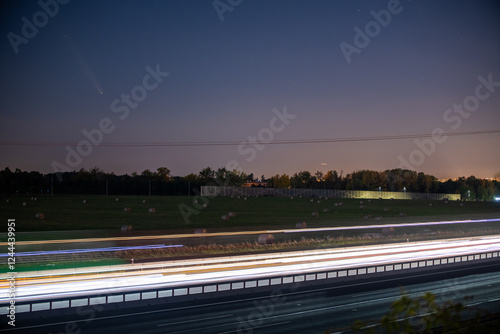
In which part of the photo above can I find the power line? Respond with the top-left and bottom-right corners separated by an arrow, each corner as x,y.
0,129 -> 499,147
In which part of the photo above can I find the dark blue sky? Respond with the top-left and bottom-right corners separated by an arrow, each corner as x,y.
1,0 -> 499,179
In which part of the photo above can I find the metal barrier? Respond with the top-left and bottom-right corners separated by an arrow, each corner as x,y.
2,250 -> 498,315
201,186 -> 461,200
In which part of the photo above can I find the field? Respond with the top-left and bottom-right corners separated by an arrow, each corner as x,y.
1,195 -> 499,236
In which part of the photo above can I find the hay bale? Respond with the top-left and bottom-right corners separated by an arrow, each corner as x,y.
460,203 -> 464,207
244,197 -> 247,200
35,212 -> 45,220
310,199 -> 314,203
323,208 -> 329,213
124,207 -> 131,213
121,225 -> 133,233
5,199 -> 9,203
339,202 -> 343,206
334,203 -> 339,207
359,205 -> 365,209
258,234 -> 275,244
382,227 -> 394,235
203,203 -> 207,208
194,228 -> 207,234
221,215 -> 229,221
311,211 -> 319,217
115,198 -> 119,202
142,199 -> 146,204
444,200 -> 448,204
383,207 -> 390,212
363,214 -> 371,219
148,208 -> 156,213
228,212 -> 236,218
375,216 -> 383,221
399,212 -> 406,217
360,201 -> 364,205
82,200 -> 87,204
290,196 -> 294,200
22,202 -> 27,207
317,200 -> 321,204
429,203 -> 433,207
296,222 -> 307,228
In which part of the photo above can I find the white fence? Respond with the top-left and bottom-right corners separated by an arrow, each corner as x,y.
201,186 -> 461,201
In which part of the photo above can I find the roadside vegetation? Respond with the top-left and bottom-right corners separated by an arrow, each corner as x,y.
338,291 -> 500,334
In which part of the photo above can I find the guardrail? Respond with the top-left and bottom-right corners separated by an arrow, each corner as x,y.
2,250 -> 498,315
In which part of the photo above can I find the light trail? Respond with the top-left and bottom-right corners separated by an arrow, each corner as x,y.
2,218 -> 499,247
1,235 -> 499,303
0,244 -> 183,258
283,218 -> 500,234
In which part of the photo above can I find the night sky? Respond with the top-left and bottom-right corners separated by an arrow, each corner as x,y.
1,0 -> 499,180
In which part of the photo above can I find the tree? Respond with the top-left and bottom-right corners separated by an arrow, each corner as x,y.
199,167 -> 215,184
228,169 -> 247,187
141,169 -> 154,178
156,167 -> 171,181
346,292 -> 496,334
216,167 -> 229,184
269,174 -> 291,188
291,171 -> 314,188
324,170 -> 340,189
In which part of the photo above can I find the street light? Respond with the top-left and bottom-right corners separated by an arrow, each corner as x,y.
403,187 -> 406,199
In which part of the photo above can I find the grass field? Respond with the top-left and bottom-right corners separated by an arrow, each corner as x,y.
1,195 -> 499,236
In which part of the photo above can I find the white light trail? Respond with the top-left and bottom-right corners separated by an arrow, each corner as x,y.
2,235 -> 499,303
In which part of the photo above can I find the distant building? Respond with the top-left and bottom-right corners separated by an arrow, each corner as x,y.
242,181 -> 267,187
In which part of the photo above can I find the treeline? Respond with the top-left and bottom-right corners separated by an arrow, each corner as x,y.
0,167 -> 499,200
267,169 -> 499,200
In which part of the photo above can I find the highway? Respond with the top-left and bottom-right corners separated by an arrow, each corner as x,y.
2,235 -> 500,303
4,267 -> 500,333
